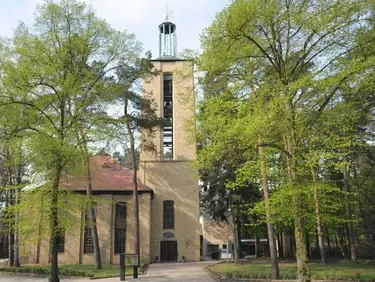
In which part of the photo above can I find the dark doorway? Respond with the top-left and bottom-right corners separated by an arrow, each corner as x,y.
160,241 -> 177,262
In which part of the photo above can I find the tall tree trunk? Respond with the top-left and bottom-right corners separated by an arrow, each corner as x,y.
311,168 -> 326,264
36,239 -> 41,265
343,167 -> 357,263
279,233 -> 284,258
13,168 -> 21,267
294,199 -> 310,281
351,163 -> 367,238
49,164 -> 62,282
276,235 -> 281,257
13,187 -> 20,267
2,232 -> 8,260
255,235 -> 260,258
334,231 -> 343,257
282,232 -> 292,258
352,164 -> 363,219
86,161 -> 102,269
291,233 -> 296,258
283,135 -> 310,282
8,226 -> 14,267
231,210 -> 240,264
7,167 -> 14,267
78,128 -> 102,269
124,95 -> 140,265
36,196 -> 44,264
339,229 -> 347,257
130,130 -> 140,264
237,220 -> 242,258
325,228 -> 332,257
126,120 -> 140,265
258,143 -> 279,279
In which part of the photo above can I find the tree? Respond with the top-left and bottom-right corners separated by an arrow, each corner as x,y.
76,127 -> 102,269
311,167 -> 326,264
0,0 -> 141,280
258,144 -> 280,277
101,52 -> 163,264
113,149 -> 140,169
0,86 -> 27,267
195,80 -> 281,274
199,159 -> 261,263
199,1 -> 371,280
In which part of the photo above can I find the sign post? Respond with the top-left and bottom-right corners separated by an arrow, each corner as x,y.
120,254 -> 125,281
120,254 -> 139,281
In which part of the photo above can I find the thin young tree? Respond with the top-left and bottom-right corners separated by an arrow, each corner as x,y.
76,127 -> 102,269
103,53 -> 162,263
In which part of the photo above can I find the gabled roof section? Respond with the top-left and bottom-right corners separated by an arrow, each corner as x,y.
61,153 -> 152,193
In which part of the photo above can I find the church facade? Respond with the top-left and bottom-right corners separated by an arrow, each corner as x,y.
20,19 -> 200,265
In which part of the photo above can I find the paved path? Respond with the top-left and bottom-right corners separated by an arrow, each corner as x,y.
120,261 -> 216,282
0,261 -> 216,282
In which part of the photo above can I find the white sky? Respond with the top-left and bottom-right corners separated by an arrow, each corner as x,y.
0,0 -> 229,56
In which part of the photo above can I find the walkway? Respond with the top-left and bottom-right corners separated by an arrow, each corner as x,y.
0,261 -> 216,282
122,261 -> 216,282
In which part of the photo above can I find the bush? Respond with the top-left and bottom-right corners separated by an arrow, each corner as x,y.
0,266 -> 50,275
0,265 -> 121,278
211,251 -> 220,260
0,266 -> 91,277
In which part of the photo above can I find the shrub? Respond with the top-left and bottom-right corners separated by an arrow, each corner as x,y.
0,266 -> 97,277
0,266 -> 50,275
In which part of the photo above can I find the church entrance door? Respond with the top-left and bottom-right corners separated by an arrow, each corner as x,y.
160,241 -> 178,262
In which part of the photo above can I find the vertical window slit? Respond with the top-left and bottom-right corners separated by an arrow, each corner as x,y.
163,74 -> 173,159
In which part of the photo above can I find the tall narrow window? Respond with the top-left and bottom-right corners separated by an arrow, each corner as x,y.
114,202 -> 127,254
163,74 -> 173,159
163,200 -> 174,229
83,207 -> 96,254
57,229 -> 65,253
57,196 -> 67,253
83,227 -> 94,254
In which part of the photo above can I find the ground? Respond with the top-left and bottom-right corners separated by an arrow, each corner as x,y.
209,260 -> 375,280
0,261 -> 215,282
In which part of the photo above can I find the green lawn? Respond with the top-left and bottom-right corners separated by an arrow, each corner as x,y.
209,261 -> 375,280
0,264 -> 136,278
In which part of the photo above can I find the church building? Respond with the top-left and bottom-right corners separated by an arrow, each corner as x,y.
20,18 -> 200,265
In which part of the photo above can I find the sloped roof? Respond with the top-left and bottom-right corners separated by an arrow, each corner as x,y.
61,153 -> 152,193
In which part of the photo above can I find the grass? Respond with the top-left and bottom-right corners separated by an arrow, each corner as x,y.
209,260 -> 375,281
0,264 -> 136,278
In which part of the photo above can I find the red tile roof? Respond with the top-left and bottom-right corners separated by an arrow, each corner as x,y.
60,153 -> 152,192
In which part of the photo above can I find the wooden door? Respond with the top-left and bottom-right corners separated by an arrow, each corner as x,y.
160,241 -> 177,262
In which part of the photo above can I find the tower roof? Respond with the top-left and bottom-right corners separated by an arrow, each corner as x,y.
158,13 -> 177,58
159,22 -> 176,34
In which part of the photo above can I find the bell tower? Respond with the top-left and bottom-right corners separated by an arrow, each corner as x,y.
140,13 -> 196,162
159,22 -> 177,58
158,2 -> 177,58
138,14 -> 200,263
